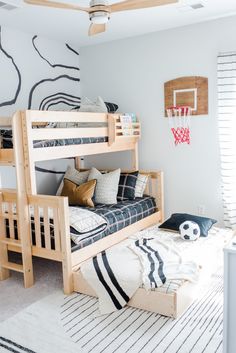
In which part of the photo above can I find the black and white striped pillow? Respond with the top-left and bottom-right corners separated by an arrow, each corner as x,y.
117,171 -> 139,201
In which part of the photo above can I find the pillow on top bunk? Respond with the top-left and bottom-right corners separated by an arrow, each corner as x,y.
61,178 -> 96,207
79,96 -> 108,113
117,171 -> 139,201
56,166 -> 90,196
88,167 -> 120,204
159,213 -> 217,237
105,102 -> 119,113
135,173 -> 149,198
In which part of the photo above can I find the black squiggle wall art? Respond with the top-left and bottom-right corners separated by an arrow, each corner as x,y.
39,92 -> 81,110
0,26 -> 21,108
32,35 -> 80,72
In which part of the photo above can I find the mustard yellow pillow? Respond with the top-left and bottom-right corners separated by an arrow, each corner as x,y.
61,178 -> 96,207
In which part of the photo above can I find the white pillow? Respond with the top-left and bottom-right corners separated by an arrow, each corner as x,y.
88,167 -> 121,204
135,174 -> 149,198
56,166 -> 90,196
79,96 -> 108,113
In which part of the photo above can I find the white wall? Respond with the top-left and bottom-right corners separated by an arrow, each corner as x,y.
80,15 -> 236,224
0,25 -> 80,194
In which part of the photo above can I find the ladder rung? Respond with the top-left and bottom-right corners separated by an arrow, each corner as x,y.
0,213 -> 18,220
0,238 -> 22,247
1,261 -> 24,273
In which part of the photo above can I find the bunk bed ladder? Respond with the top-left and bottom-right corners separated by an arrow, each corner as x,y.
0,191 -> 33,287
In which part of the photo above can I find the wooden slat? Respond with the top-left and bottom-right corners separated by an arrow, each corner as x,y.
53,208 -> 61,252
2,261 -> 23,273
31,127 -> 108,140
0,117 -> 12,127
43,207 -> 51,250
26,110 -> 108,123
32,140 -> 136,162
108,114 -> 116,146
33,205 -> 42,248
0,238 -> 22,247
8,203 -> 15,240
0,149 -> 14,165
0,193 -> 10,280
0,213 -> 18,220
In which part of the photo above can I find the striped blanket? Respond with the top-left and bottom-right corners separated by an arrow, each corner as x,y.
81,237 -> 199,314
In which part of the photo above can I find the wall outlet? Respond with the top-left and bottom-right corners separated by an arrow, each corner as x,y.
198,204 -> 206,216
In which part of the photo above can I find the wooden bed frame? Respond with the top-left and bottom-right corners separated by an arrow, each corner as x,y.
0,110 -> 164,295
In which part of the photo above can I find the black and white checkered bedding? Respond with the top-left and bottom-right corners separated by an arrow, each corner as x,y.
0,129 -> 107,149
5,196 -> 156,252
71,196 -> 156,252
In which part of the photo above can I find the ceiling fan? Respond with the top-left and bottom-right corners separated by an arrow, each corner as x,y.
24,0 -> 178,36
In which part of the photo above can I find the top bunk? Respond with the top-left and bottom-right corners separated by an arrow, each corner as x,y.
0,110 -> 141,166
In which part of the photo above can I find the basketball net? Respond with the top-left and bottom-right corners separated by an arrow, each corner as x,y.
166,106 -> 191,145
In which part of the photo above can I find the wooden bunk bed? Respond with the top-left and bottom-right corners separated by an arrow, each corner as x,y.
0,110 -> 164,295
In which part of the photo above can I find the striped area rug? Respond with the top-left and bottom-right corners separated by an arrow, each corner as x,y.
61,273 -> 223,353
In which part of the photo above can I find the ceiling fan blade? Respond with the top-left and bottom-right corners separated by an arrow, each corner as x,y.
88,23 -> 106,36
24,0 -> 90,12
110,0 -> 178,12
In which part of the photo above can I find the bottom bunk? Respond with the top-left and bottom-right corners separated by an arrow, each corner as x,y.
72,226 -> 233,318
0,170 -> 163,293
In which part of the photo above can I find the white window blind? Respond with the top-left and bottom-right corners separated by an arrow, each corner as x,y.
218,52 -> 236,229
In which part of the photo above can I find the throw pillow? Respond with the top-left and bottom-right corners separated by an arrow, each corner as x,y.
159,213 -> 217,237
117,171 -> 139,201
61,178 -> 96,207
105,102 -> 119,113
135,173 -> 149,198
56,166 -> 90,196
88,167 -> 121,204
79,96 -> 108,113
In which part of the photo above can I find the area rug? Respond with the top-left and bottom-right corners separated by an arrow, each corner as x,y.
0,272 -> 223,353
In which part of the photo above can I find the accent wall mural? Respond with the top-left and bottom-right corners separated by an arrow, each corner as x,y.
0,25 -> 80,115
0,24 -> 80,192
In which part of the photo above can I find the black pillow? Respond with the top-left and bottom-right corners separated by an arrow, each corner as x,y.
105,102 -> 119,113
159,213 -> 217,237
117,171 -> 139,201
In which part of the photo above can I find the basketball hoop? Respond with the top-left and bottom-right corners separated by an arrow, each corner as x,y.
166,106 -> 192,145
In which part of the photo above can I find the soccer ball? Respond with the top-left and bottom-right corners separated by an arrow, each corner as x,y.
179,221 -> 200,241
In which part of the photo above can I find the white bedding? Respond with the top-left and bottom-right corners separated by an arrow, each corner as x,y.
80,226 -> 233,314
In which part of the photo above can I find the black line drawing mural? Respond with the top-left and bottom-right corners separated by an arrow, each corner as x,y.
39,92 -> 81,110
66,44 -> 79,56
0,26 -> 21,108
28,75 -> 80,109
32,35 -> 80,72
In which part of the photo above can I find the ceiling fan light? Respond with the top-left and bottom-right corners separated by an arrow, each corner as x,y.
90,11 -> 110,24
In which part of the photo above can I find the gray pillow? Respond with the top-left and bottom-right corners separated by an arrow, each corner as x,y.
88,167 -> 121,204
56,166 -> 90,196
135,174 -> 149,198
79,96 -> 108,113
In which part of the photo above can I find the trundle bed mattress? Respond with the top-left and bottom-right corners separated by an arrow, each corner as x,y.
73,226 -> 233,318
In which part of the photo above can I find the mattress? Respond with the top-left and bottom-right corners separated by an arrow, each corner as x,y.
71,196 -> 156,252
0,129 -> 107,149
5,196 -> 157,252
129,226 -> 233,294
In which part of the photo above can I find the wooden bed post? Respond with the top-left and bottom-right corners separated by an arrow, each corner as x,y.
157,171 -> 164,222
59,196 -> 73,294
131,144 -> 139,170
12,111 -> 34,288
21,111 -> 37,194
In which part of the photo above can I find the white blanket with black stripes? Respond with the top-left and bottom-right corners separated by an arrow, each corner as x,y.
80,237 -> 199,314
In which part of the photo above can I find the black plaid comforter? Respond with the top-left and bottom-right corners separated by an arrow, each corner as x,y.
71,196 -> 156,252
5,196 -> 156,252
0,129 -> 107,149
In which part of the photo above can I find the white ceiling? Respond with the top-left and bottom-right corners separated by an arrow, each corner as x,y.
0,0 -> 236,47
